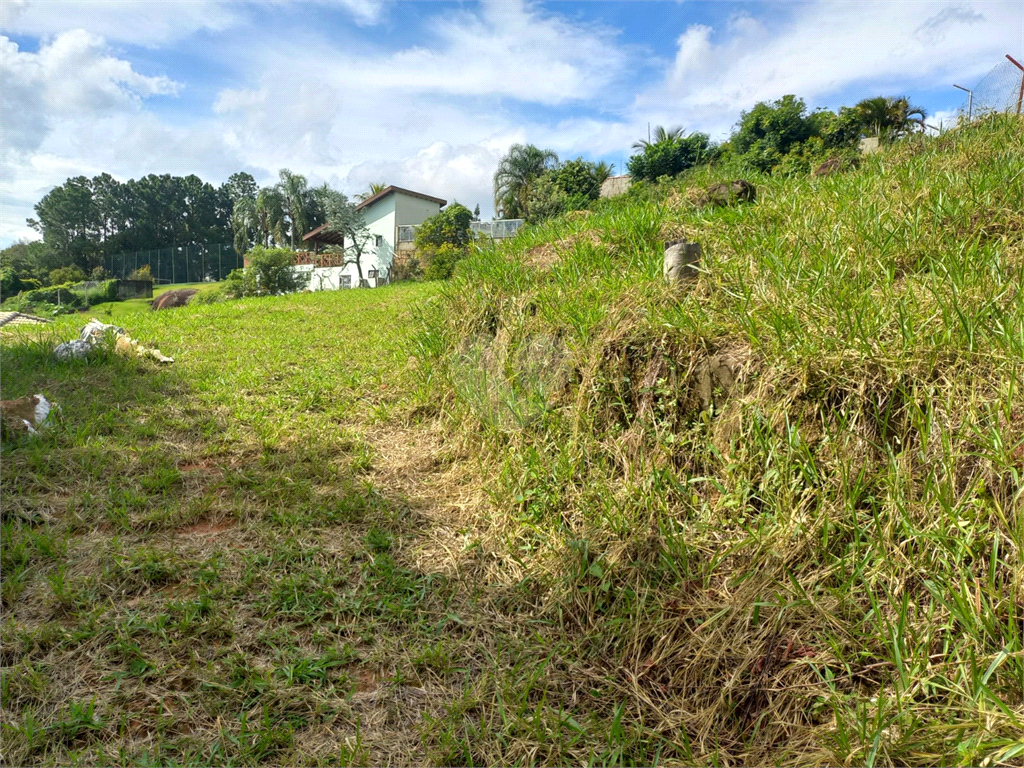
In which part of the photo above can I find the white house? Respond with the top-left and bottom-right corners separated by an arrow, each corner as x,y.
299,185 -> 446,290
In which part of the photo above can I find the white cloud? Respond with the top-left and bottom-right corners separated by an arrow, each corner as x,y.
0,0 -> 239,46
0,31 -> 180,156
634,1 -> 1023,138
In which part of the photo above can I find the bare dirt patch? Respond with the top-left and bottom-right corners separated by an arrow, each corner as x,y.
175,517 -> 235,536
524,229 -> 602,269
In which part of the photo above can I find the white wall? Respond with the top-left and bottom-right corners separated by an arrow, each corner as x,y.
396,194 -> 443,229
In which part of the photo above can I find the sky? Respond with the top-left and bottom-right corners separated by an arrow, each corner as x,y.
1,0 -> 1021,246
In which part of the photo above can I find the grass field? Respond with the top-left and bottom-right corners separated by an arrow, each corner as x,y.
1,114 -> 1022,767
86,282 -> 222,318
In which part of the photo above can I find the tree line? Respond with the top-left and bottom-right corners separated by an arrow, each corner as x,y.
493,94 -> 930,222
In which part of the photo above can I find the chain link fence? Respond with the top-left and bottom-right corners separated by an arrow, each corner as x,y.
104,243 -> 242,284
959,56 -> 1024,118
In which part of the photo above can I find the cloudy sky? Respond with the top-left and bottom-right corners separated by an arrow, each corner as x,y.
1,0 -> 1021,245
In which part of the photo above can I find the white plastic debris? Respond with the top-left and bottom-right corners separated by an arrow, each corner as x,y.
0,394 -> 54,437
53,318 -> 174,364
53,339 -> 92,361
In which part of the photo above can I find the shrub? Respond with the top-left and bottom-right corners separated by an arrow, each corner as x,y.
627,133 -> 714,183
49,265 -> 86,286
422,243 -> 466,281
90,266 -> 111,280
414,204 -> 474,250
0,269 -> 20,300
227,247 -> 309,297
129,265 -> 152,281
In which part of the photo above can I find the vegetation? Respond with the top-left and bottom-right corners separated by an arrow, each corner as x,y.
1,114 -> 1019,767
412,203 -> 474,280
626,130 -> 714,182
224,247 -> 310,297
493,143 -> 560,219
28,172 -> 236,274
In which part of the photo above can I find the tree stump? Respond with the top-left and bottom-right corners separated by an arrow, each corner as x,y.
664,241 -> 701,287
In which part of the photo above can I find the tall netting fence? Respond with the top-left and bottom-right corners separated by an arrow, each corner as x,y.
960,57 -> 1024,118
104,243 -> 242,284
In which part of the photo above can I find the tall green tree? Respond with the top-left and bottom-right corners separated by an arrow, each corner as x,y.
255,187 -> 286,248
853,96 -> 927,139
493,144 -> 559,219
276,169 -> 313,248
632,125 -> 684,151
356,182 -> 388,202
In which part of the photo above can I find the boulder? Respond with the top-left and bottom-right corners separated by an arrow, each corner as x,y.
151,289 -> 198,310
694,179 -> 757,207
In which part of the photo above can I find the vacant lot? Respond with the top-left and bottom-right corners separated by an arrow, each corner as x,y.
2,115 -> 1022,768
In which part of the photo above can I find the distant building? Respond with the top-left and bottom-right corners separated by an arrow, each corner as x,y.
600,174 -> 631,199
300,186 -> 446,289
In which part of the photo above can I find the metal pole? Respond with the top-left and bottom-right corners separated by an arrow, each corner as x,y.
1007,55 -> 1024,115
953,84 -> 973,120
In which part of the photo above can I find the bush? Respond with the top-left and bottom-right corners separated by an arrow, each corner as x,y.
49,265 -> 86,286
227,247 -> 309,297
191,286 -> 226,305
129,265 -> 152,281
414,204 -> 473,250
627,133 -> 714,183
83,279 -> 119,304
90,266 -> 111,280
0,269 -> 20,300
21,283 -> 85,309
422,243 -> 466,281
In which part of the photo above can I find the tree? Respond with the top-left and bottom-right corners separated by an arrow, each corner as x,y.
414,203 -> 473,249
472,204 -> 481,221
626,133 -> 713,182
232,197 -> 259,256
550,157 -> 609,200
49,265 -> 86,285
319,188 -> 374,282
222,172 -> 258,206
852,96 -> 927,140
356,182 -> 388,202
523,175 -> 570,223
255,187 -> 286,247
493,144 -> 559,219
276,169 -> 313,248
225,246 -> 310,297
632,125 -> 684,151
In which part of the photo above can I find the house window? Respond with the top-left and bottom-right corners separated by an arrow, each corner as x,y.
368,268 -> 379,279
374,235 -> 383,246
340,275 -> 351,289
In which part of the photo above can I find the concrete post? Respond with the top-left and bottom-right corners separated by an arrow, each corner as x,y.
664,241 -> 701,287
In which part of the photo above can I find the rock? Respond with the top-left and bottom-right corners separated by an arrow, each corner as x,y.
151,289 -> 198,310
694,180 -> 757,207
663,241 -> 701,286
812,157 -> 858,177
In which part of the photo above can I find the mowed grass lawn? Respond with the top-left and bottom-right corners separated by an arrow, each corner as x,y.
0,283 -> 512,766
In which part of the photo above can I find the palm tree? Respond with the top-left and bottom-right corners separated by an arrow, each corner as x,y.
594,161 -> 614,185
493,144 -> 559,219
255,187 -> 285,247
276,169 -> 313,248
632,125 -> 685,151
231,197 -> 257,256
355,182 -> 388,202
854,97 -> 927,140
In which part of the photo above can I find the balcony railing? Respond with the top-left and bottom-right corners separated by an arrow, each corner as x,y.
397,219 -> 525,244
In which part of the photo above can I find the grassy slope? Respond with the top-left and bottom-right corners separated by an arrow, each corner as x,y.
0,115 -> 1021,768
414,114 -> 1023,766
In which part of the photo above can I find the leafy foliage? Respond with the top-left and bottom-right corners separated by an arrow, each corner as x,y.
415,203 -> 474,279
414,203 -> 473,249
626,132 -> 713,182
226,247 -> 310,297
494,144 -> 559,219
48,265 -> 86,286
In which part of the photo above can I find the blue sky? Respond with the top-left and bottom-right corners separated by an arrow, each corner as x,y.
1,0 -> 1021,245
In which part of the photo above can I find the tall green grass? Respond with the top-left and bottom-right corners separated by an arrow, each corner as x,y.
414,114 -> 1023,766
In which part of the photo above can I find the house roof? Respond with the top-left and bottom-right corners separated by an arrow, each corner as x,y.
302,223 -> 345,245
354,185 -> 446,212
